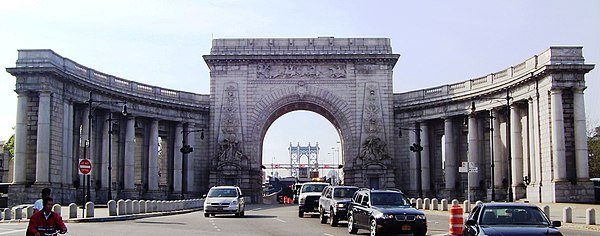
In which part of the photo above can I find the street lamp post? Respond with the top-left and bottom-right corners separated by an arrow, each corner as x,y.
180,128 -> 204,199
401,124 -> 424,199
471,89 -> 513,202
85,91 -> 128,202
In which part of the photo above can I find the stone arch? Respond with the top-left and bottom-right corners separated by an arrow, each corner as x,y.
248,84 -> 354,163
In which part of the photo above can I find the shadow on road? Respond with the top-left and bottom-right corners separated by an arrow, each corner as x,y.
210,215 -> 278,219
134,221 -> 186,225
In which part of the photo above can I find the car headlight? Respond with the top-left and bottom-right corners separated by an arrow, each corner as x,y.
335,203 -> 346,208
374,213 -> 394,219
416,214 -> 426,220
230,200 -> 238,205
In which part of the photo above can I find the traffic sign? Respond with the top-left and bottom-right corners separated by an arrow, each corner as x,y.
79,159 -> 92,175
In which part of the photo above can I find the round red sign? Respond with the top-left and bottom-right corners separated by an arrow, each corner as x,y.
79,159 -> 92,175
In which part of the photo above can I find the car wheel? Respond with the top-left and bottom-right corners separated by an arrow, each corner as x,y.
329,208 -> 338,227
204,213 -> 209,217
235,213 -> 240,217
369,218 -> 378,236
298,210 -> 304,218
240,210 -> 245,217
319,208 -> 328,224
348,214 -> 358,234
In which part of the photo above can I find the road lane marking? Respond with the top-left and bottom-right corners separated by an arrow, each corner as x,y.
275,218 -> 286,223
324,233 -> 334,236
253,208 -> 262,210
0,229 -> 26,235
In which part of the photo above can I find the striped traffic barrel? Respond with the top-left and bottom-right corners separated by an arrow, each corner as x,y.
449,205 -> 464,235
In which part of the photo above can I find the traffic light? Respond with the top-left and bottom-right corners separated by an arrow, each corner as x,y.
180,145 -> 194,154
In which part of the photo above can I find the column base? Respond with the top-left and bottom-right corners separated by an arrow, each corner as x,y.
487,187 -> 507,202
542,180 -> 595,203
512,185 -> 527,201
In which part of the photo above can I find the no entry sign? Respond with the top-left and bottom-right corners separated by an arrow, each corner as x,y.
79,159 -> 92,175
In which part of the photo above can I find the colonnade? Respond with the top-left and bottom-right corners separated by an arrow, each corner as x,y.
11,91 -> 201,202
404,88 -> 591,202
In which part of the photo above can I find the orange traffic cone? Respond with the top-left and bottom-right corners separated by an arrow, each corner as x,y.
449,205 -> 464,235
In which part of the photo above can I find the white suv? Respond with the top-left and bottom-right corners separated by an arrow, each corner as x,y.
203,186 -> 245,217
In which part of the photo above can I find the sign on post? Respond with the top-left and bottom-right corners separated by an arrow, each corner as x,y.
459,161 -> 478,173
79,159 -> 92,175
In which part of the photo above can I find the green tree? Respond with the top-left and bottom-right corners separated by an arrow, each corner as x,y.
589,127 -> 600,178
3,134 -> 14,158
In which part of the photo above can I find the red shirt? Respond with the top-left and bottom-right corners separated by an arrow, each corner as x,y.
27,210 -> 67,235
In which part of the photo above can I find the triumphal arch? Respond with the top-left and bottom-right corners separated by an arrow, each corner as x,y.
5,37 -> 595,205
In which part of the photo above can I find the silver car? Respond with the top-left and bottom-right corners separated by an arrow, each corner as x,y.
203,186 -> 245,217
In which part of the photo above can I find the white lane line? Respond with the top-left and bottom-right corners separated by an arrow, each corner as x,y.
324,233 -> 335,236
253,208 -> 263,211
275,218 -> 286,223
0,229 -> 26,235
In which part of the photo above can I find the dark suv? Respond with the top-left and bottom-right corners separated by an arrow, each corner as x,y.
347,188 -> 427,236
319,185 -> 359,226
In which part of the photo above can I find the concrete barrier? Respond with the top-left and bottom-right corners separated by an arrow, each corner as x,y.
432,198 -> 439,211
13,207 -> 22,220
475,201 -> 483,207
69,203 -> 78,219
3,208 -> 11,220
52,204 -> 61,215
563,207 -> 572,223
542,205 -> 550,218
416,198 -> 423,209
441,199 -> 449,211
133,200 -> 140,214
145,201 -> 151,213
451,199 -> 459,206
139,200 -> 146,213
26,206 -> 34,219
125,199 -> 133,214
108,200 -> 117,216
117,199 -> 126,215
463,200 -> 470,213
587,208 -> 596,225
424,198 -> 431,210
85,202 -> 94,218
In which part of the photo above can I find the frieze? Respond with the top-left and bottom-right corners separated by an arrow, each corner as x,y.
257,64 -> 346,79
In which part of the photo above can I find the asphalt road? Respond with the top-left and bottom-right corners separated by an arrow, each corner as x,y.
0,205 -> 597,236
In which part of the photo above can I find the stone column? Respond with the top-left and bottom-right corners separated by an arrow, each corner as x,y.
184,123 -> 196,192
573,88 -> 589,180
421,123 -> 430,193
444,118 -> 457,189
491,110 -> 504,188
13,93 -> 29,184
528,99 -> 537,184
66,101 -> 74,185
408,129 -> 417,192
511,105 -> 524,186
35,92 -> 51,184
101,112 -> 110,189
124,117 -> 136,190
148,120 -> 159,191
62,101 -> 74,185
173,123 -> 183,193
550,89 -> 567,181
467,114 -> 479,188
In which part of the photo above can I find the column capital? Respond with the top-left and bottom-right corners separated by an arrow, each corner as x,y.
549,88 -> 563,94
572,86 -> 586,94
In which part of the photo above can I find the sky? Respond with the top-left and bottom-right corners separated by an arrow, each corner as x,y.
1,0 -> 599,176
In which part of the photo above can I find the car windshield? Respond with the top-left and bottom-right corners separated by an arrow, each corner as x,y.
301,184 -> 327,193
370,192 -> 410,206
334,188 -> 358,198
207,188 -> 238,197
480,206 -> 550,226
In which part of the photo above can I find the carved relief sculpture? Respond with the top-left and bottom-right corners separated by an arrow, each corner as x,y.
256,64 -> 345,79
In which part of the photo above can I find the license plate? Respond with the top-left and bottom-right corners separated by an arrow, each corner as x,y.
402,225 -> 411,231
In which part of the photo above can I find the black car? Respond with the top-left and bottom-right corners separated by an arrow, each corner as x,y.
347,188 -> 427,236
463,203 -> 562,236
319,185 -> 359,226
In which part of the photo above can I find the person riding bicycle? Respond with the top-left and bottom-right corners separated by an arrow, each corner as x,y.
27,197 -> 67,236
